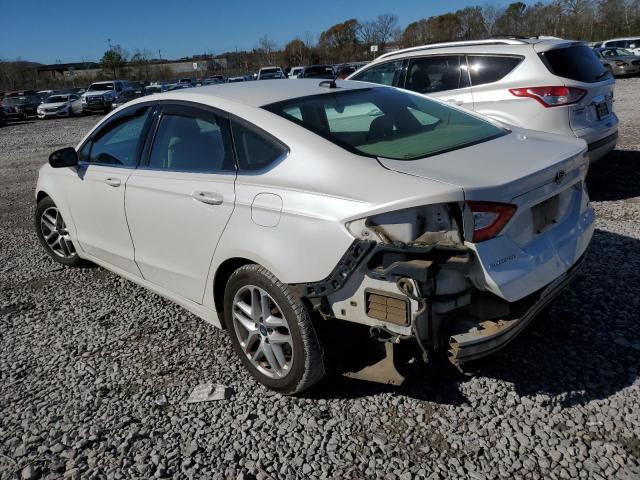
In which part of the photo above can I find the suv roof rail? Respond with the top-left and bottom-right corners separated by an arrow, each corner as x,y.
375,38 -> 530,61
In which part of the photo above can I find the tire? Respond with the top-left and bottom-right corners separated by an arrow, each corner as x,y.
224,264 -> 325,394
35,197 -> 83,267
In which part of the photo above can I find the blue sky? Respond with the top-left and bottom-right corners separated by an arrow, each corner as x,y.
1,0 -> 522,64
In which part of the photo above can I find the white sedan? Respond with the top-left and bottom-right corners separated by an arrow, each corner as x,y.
37,93 -> 84,119
35,80 -> 594,394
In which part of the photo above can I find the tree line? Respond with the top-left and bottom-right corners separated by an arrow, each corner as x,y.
2,0 -> 640,91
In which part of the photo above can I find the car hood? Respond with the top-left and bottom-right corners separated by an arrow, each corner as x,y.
40,101 -> 68,108
84,91 -> 112,98
377,128 -> 587,203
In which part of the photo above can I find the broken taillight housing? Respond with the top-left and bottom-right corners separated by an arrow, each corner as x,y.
509,86 -> 586,107
466,201 -> 517,242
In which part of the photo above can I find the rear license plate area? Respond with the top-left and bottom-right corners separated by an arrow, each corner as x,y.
532,195 -> 560,234
595,101 -> 609,120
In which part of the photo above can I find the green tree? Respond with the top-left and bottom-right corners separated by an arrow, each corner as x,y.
101,45 -> 127,78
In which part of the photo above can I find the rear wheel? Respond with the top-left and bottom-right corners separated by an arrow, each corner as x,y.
35,197 -> 82,267
224,264 -> 325,394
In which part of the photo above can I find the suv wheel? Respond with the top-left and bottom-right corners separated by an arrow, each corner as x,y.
35,197 -> 82,267
224,264 -> 325,394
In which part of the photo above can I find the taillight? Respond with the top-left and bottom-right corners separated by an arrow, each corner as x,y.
466,201 -> 517,242
509,86 -> 586,107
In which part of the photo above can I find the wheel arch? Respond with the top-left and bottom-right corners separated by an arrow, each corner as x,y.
213,257 -> 256,327
36,190 -> 50,203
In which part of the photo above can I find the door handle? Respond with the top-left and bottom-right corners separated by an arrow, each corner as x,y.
447,99 -> 464,106
192,191 -> 223,205
104,177 -> 121,187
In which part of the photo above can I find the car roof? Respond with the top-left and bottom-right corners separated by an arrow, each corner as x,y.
374,37 -> 577,61
133,79 -> 370,108
604,37 -> 640,41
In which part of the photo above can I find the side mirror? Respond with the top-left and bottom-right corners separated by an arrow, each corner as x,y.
49,147 -> 78,168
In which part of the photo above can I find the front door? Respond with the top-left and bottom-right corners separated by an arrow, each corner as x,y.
66,104 -> 153,275
125,104 -> 237,303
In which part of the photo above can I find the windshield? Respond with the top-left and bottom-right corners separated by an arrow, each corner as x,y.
4,97 -> 29,106
89,83 -> 114,91
261,68 -> 279,74
264,87 -> 506,160
303,66 -> 335,78
46,95 -> 69,103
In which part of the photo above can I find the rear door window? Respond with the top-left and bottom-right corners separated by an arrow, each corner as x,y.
231,122 -> 287,172
467,55 -> 522,86
540,46 -> 609,83
350,60 -> 403,86
405,55 -> 466,93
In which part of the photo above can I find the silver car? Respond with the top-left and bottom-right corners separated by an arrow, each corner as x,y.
593,47 -> 640,76
348,38 -> 618,162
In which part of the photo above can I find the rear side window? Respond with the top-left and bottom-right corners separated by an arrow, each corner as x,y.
231,122 -> 287,171
540,46 -> 608,83
405,55 -> 467,93
351,60 -> 403,86
148,114 -> 234,172
467,56 -> 522,86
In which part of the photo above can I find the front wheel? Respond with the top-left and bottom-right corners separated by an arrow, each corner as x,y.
35,197 -> 83,267
224,264 -> 325,394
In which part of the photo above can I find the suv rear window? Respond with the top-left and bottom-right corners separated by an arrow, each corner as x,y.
264,87 -> 506,161
540,45 -> 608,83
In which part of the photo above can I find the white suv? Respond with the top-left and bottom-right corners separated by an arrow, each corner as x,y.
348,38 -> 618,162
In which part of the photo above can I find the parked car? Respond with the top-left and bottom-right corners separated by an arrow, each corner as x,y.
2,90 -> 41,121
335,64 -> 358,79
299,65 -> 335,79
593,47 -> 640,76
347,38 -> 618,162
128,81 -> 149,98
596,37 -> 640,56
226,76 -> 246,83
37,93 -> 83,119
288,66 -> 304,79
37,90 -> 54,103
0,99 -> 6,127
36,79 -> 594,393
167,83 -> 193,91
144,83 -> 170,95
82,81 -> 134,113
257,67 -> 285,80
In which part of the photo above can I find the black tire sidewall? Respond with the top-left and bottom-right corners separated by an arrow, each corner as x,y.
35,197 -> 82,267
224,266 -> 308,393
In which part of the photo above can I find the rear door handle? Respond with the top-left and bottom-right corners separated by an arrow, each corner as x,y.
192,191 -> 223,205
104,177 -> 121,187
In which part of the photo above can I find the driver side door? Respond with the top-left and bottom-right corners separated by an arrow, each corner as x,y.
65,104 -> 154,275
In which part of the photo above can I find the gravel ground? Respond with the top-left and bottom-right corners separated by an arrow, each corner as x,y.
1,80 -> 639,480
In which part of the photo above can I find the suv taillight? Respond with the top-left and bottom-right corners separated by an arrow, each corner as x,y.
509,86 -> 586,107
466,201 -> 517,242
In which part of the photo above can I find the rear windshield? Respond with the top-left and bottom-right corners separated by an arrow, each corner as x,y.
303,66 -> 334,78
263,87 -> 506,160
540,45 -> 609,83
89,83 -> 114,91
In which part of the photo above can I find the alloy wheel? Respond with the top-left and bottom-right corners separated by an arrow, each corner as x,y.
232,285 -> 294,379
40,207 -> 76,258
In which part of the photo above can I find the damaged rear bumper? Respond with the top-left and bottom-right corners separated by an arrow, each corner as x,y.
448,255 -> 585,365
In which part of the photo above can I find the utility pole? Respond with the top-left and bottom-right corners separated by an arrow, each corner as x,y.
108,38 -> 112,50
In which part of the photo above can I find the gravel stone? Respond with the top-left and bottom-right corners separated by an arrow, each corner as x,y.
1,80 -> 640,479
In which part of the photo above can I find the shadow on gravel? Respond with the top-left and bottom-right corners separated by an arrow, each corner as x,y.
587,149 -> 640,201
314,229 -> 640,407
3,120 -> 36,127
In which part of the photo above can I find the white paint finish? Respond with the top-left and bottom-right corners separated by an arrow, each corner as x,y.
251,193 -> 283,227
124,169 -> 236,302
65,164 -> 141,276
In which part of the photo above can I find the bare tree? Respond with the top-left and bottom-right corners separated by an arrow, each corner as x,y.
258,35 -> 278,66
